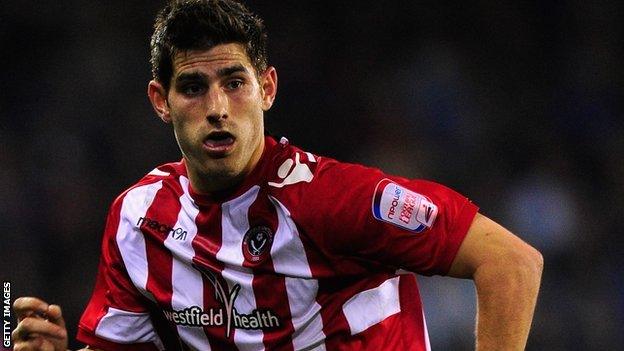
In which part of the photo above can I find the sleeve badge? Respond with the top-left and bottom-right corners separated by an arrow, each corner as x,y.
371,179 -> 438,233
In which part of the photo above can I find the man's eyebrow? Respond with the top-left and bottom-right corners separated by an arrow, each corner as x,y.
174,71 -> 207,83
174,65 -> 249,84
216,64 -> 248,77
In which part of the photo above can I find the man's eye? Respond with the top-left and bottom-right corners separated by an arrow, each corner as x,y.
225,80 -> 243,90
182,84 -> 205,96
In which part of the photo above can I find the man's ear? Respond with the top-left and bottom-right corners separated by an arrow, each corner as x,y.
147,80 -> 171,123
260,66 -> 278,111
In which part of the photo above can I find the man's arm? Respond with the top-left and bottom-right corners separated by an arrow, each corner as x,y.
448,213 -> 543,350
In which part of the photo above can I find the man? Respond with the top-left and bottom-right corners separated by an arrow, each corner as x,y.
12,0 -> 543,350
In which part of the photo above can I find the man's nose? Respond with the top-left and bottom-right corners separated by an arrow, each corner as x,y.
205,87 -> 228,122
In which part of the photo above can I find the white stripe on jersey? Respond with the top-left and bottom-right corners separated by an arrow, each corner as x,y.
285,278 -> 326,351
218,186 -> 265,351
305,152 -> 316,162
270,197 -> 326,350
116,181 -> 162,302
165,176 -> 211,350
94,307 -> 164,349
422,310 -> 431,351
148,168 -> 170,177
342,276 -> 402,336
268,197 -> 315,278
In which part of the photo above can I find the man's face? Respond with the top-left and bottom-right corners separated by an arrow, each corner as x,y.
149,43 -> 277,192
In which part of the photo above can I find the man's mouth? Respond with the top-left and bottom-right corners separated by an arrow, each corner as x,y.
203,131 -> 235,155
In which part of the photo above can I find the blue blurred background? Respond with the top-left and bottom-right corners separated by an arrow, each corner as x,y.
1,1 -> 622,350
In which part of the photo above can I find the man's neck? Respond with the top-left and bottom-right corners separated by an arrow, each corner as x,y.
187,168 -> 247,195
185,136 -> 266,195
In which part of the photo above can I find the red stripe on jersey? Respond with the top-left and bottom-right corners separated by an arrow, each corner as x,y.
78,259 -> 110,334
247,188 -> 295,350
79,201 -> 124,334
192,203 -> 232,349
141,179 -> 183,340
398,275 -> 429,350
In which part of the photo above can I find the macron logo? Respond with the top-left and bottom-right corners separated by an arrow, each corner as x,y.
268,152 -> 315,188
137,217 -> 188,241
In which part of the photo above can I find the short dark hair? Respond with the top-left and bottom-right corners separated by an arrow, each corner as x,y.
150,0 -> 268,90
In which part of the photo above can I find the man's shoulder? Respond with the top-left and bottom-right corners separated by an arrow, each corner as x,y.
265,137 -> 386,199
137,160 -> 187,186
109,160 -> 187,211
264,137 -> 323,189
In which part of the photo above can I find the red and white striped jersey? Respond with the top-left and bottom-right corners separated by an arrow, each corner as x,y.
77,136 -> 478,351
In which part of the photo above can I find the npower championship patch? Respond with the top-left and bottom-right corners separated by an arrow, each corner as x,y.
372,179 -> 439,233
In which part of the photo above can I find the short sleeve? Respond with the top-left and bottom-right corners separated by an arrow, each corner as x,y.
77,196 -> 164,351
300,159 -> 478,276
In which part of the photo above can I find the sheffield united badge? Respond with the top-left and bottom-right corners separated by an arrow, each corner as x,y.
242,226 -> 274,264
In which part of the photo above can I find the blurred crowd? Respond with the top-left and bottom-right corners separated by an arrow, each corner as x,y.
1,1 -> 622,350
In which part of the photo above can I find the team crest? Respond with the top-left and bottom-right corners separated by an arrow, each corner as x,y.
242,226 -> 274,264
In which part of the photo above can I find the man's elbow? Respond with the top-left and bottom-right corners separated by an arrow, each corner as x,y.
517,244 -> 543,279
475,242 -> 544,291
498,244 -> 544,288
527,246 -> 544,276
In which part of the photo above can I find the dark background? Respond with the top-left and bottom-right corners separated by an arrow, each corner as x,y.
1,1 -> 622,350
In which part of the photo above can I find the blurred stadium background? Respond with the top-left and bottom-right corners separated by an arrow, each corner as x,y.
1,1 -> 622,350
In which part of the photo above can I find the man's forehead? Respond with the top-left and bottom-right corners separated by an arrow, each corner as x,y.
172,43 -> 253,77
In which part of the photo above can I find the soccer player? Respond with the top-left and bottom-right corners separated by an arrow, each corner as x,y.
12,1 -> 543,350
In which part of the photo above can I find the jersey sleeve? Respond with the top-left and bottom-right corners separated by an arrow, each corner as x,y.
300,158 -> 478,276
77,194 -> 164,351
